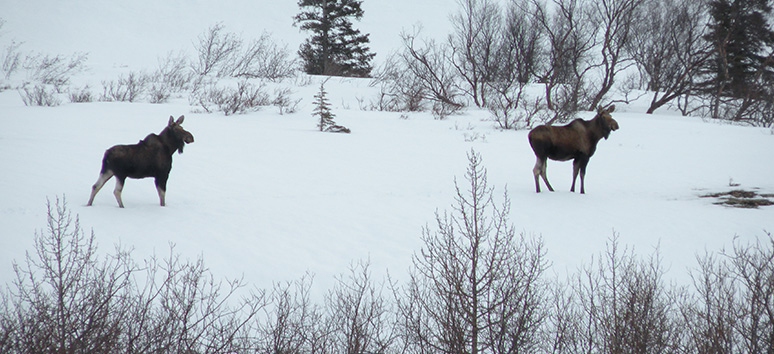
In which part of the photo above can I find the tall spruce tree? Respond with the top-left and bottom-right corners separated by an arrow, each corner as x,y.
294,0 -> 375,77
701,0 -> 774,99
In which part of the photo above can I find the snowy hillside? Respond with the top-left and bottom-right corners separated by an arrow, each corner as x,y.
1,0 -> 774,295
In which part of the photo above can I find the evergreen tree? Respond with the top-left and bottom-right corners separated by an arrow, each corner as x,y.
294,0 -> 375,77
701,0 -> 774,99
313,81 -> 336,131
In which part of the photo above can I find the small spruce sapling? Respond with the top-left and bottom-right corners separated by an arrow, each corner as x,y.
313,80 -> 350,133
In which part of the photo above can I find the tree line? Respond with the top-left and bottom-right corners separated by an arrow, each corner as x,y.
367,0 -> 774,127
1,153 -> 772,354
4,0 -> 773,126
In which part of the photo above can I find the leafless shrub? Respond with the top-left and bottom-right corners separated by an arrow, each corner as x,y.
0,197 -> 267,354
395,150 -> 548,354
448,0 -> 504,108
191,80 -> 271,115
682,250 -> 739,354
193,24 -> 295,81
148,84 -> 171,104
18,84 -> 61,106
24,52 -> 88,91
385,27 -> 464,118
2,41 -> 23,81
566,235 -> 683,354
68,85 -> 93,103
155,51 -> 195,91
374,54 -> 427,112
627,0 -> 712,114
125,248 -> 265,354
228,32 -> 297,81
272,87 -> 300,115
489,94 -> 547,130
585,0 -> 646,110
259,274 -> 331,354
683,233 -> 774,353
696,57 -> 774,127
4,196 -> 136,354
326,260 -> 397,354
485,0 -> 546,129
193,23 -> 242,77
100,71 -> 150,102
531,0 -> 598,123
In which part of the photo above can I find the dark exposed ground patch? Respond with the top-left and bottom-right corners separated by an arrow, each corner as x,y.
701,189 -> 774,209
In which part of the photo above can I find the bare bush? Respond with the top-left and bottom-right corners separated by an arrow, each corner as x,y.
193,23 -> 242,77
326,260 -> 397,354
531,0 -> 598,123
193,24 -> 295,81
228,32 -> 297,81
566,235 -> 683,354
395,150 -> 548,354
272,87 -> 300,115
448,0 -> 503,108
2,41 -> 23,81
585,0 -> 646,110
391,27 -> 464,119
100,72 -> 150,102
155,51 -> 195,91
627,0 -> 712,114
68,85 -> 93,103
148,83 -> 172,104
0,197 -> 267,354
374,53 -> 428,112
191,80 -> 271,115
259,274 -> 331,354
24,52 -> 88,91
4,197 -> 136,354
489,94 -> 547,130
18,84 -> 61,106
485,0 -> 546,129
684,234 -> 774,353
125,248 -> 265,354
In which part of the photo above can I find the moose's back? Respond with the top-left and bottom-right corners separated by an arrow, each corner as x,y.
103,134 -> 171,179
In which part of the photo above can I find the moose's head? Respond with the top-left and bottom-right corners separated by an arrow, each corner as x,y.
596,105 -> 619,140
167,115 -> 194,154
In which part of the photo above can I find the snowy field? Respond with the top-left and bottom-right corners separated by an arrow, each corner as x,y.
2,0 -> 774,294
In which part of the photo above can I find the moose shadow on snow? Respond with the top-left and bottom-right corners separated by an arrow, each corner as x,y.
87,115 -> 194,208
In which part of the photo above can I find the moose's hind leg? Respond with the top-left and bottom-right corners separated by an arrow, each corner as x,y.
533,157 -> 554,193
540,161 -> 554,192
113,177 -> 126,208
533,158 -> 544,192
87,170 -> 114,206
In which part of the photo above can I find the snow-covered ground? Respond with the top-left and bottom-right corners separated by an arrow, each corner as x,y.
1,0 -> 773,294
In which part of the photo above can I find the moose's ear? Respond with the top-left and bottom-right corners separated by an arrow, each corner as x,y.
176,115 -> 185,125
608,104 -> 616,113
168,115 -> 175,126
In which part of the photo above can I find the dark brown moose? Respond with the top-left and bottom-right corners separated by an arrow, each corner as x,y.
87,115 -> 194,208
528,105 -> 619,194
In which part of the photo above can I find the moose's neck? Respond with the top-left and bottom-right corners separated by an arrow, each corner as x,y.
588,116 -> 608,143
158,127 -> 183,155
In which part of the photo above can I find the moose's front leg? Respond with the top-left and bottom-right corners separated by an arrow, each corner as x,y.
579,159 -> 589,194
571,159 -> 580,192
571,158 -> 589,194
155,175 -> 169,206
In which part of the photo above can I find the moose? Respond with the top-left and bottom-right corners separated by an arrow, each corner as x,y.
528,105 -> 619,194
87,115 -> 195,208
